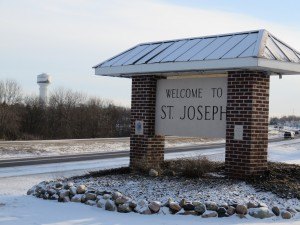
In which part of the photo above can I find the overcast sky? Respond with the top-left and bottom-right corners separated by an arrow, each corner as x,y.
1,0 -> 300,116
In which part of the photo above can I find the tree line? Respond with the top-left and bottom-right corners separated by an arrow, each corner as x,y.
0,79 -> 130,140
269,115 -> 300,127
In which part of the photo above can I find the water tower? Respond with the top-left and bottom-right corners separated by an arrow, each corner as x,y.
37,73 -> 51,104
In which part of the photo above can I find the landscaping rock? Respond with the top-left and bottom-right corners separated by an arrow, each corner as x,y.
227,206 -> 235,215
47,189 -> 57,196
286,207 -> 297,215
141,208 -> 152,215
129,200 -> 137,209
149,169 -> 159,177
62,196 -> 70,202
59,190 -> 70,198
55,182 -> 63,189
76,185 -> 87,194
249,207 -> 275,219
258,202 -> 268,208
194,203 -> 206,215
115,196 -> 130,205
247,201 -> 258,209
149,201 -> 161,213
217,207 -> 227,217
96,195 -> 102,202
71,194 -> 82,203
85,193 -> 97,201
27,188 -> 34,195
97,201 -> 103,208
65,182 -> 74,189
163,198 -> 173,207
112,191 -> 122,200
105,200 -> 116,211
228,200 -> 238,208
49,194 -> 59,200
169,202 -> 181,213
236,205 -> 248,215
43,193 -> 49,200
117,203 -> 132,213
81,195 -> 87,203
183,211 -> 198,216
272,206 -> 280,216
85,200 -> 96,206
182,202 -> 194,211
219,203 -> 228,209
202,210 -> 218,218
281,210 -> 292,219
192,201 -> 201,207
179,199 -> 186,207
69,187 -> 77,196
103,194 -> 112,200
205,201 -> 218,211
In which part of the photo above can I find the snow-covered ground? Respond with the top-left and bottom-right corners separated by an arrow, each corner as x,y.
0,126 -> 289,159
269,138 -> 300,164
0,137 -> 225,159
0,139 -> 299,225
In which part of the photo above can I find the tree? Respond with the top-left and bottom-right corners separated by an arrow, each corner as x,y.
0,79 -> 22,104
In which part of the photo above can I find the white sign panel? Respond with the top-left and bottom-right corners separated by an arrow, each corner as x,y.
155,77 -> 227,138
234,125 -> 243,140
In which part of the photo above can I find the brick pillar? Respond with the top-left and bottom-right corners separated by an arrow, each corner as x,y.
225,71 -> 270,179
130,75 -> 165,169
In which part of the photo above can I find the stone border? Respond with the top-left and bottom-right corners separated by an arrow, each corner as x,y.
27,180 -> 299,220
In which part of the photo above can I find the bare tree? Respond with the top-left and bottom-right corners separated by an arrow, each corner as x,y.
0,79 -> 22,104
0,80 -> 131,140
49,87 -> 86,108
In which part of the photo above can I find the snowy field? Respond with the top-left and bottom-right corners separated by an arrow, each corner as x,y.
0,126 -> 289,159
0,138 -> 299,225
0,137 -> 224,159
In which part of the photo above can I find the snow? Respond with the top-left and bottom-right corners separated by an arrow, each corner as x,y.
0,126 -> 286,159
0,196 -> 299,225
0,139 -> 299,225
268,139 -> 300,164
1,138 -> 299,178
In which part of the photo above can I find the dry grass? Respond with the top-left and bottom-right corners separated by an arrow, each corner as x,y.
129,156 -> 224,178
162,157 -> 224,178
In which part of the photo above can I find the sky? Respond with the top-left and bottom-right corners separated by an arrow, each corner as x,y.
0,0 -> 300,116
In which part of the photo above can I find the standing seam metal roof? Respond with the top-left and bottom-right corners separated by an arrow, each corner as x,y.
94,29 -> 300,76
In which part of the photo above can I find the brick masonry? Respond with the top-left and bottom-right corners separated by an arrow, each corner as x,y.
130,71 -> 270,178
225,70 -> 270,178
130,75 -> 165,168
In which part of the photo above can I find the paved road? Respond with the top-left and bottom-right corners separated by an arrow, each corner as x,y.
0,137 -> 289,168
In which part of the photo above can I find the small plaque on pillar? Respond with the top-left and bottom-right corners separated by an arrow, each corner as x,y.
135,120 -> 144,135
234,125 -> 243,140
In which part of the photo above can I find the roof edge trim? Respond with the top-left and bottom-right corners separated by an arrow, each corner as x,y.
95,57 -> 259,77
257,58 -> 300,74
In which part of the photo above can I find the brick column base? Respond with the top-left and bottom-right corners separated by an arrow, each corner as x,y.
225,71 -> 270,179
130,75 -> 165,169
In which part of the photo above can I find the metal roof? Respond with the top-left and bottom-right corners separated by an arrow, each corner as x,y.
94,29 -> 300,77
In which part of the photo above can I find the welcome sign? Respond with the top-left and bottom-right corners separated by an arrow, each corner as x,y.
155,77 -> 227,138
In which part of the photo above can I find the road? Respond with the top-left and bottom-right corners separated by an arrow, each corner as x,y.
0,137 -> 288,168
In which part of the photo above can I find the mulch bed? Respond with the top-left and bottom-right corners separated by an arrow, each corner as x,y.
247,162 -> 300,199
